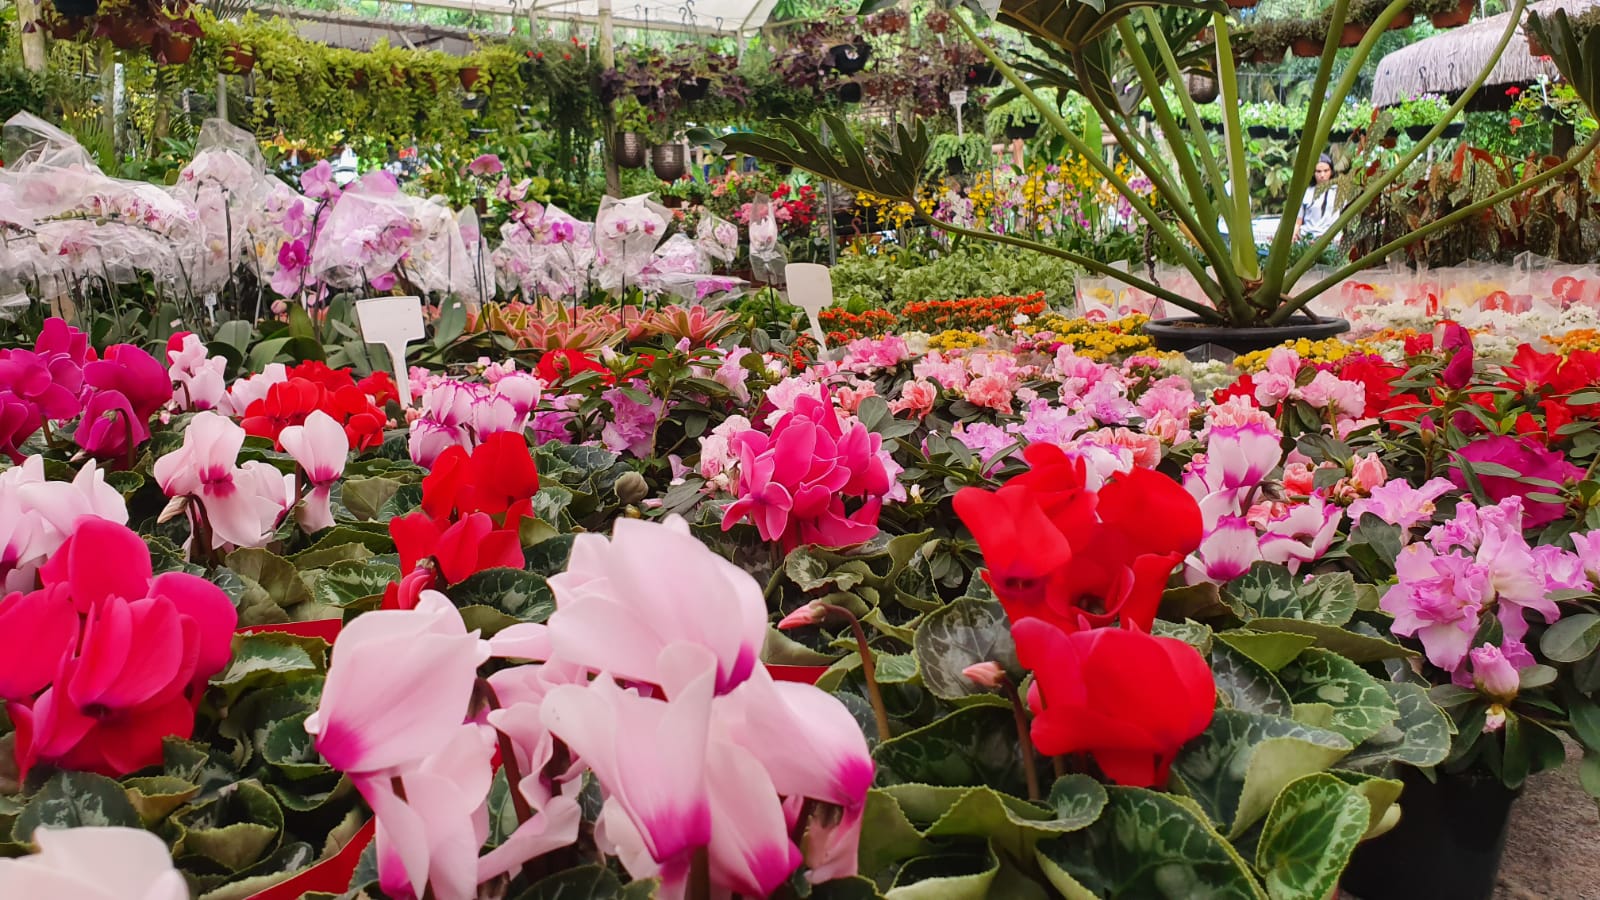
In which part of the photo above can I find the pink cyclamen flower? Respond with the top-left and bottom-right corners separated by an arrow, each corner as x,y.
1185,513 -> 1262,584
1258,497 -> 1343,572
280,409 -> 349,533
152,411 -> 293,548
0,827 -> 187,900
306,591 -> 490,776
548,516 -> 766,696
1185,422 -> 1284,503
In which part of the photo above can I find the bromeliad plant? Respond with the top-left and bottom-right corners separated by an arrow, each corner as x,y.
716,0 -> 1600,328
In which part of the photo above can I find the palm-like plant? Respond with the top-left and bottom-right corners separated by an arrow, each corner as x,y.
716,0 -> 1600,329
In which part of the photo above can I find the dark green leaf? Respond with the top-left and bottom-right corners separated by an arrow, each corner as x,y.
12,772 -> 140,841
1254,773 -> 1370,900
913,598 -> 1019,702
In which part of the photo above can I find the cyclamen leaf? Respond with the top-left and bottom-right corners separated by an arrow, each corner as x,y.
13,772 -> 141,841
1254,773 -> 1370,900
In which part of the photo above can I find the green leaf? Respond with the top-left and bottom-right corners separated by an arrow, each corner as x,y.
1298,573 -> 1358,627
172,780 -> 284,872
1230,563 -> 1302,620
1254,773 -> 1370,900
884,778 -> 1105,863
512,864 -> 623,899
310,559 -> 400,609
873,706 -> 1027,797
1172,709 -> 1352,837
857,789 -> 936,877
888,842 -> 1000,899
523,533 -> 576,576
1211,642 -> 1294,718
433,296 -> 468,349
123,775 -> 202,827
1246,618 -> 1415,663
1541,613 -> 1600,663
1036,786 -> 1265,900
262,712 -> 329,780
212,632 -> 326,704
450,568 -> 557,626
1339,682 -> 1452,770
1275,649 -> 1399,745
1328,771 -> 1404,839
340,476 -> 406,521
226,547 -> 314,608
1216,631 -> 1317,672
913,598 -> 1019,702
13,772 -> 141,841
1154,619 -> 1214,655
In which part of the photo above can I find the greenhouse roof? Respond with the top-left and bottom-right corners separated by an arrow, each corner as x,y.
376,0 -> 781,36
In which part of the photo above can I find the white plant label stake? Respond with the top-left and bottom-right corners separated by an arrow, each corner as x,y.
785,263 -> 832,349
356,295 -> 424,408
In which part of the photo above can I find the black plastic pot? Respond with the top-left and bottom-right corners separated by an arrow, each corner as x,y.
1246,125 -> 1271,139
1005,122 -> 1040,140
1268,126 -> 1291,139
1341,768 -> 1518,900
1143,315 -> 1351,354
964,63 -> 1002,87
1330,128 -> 1353,143
651,143 -> 687,182
945,156 -> 965,176
52,0 -> 97,15
827,42 -> 871,74
1405,124 -> 1433,141
834,82 -> 862,104
1203,119 -> 1224,134
678,77 -> 711,101
614,131 -> 647,169
1442,121 -> 1465,139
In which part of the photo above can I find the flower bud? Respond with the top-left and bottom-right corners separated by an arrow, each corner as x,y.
777,604 -> 826,630
613,471 -> 649,504
1483,704 -> 1508,733
1470,643 -> 1520,704
961,661 -> 1005,689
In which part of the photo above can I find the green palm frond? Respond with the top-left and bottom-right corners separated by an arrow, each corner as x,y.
707,114 -> 930,203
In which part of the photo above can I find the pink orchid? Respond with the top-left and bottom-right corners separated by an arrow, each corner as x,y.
466,153 -> 504,176
152,412 -> 293,548
300,160 -> 340,201
0,827 -> 187,900
280,409 -> 348,533
305,591 -> 490,777
271,239 -> 310,296
548,516 -> 765,696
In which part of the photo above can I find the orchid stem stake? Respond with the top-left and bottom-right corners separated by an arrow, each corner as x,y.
815,602 -> 891,743
999,675 -> 1040,802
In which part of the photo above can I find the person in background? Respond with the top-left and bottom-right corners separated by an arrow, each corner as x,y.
1294,154 -> 1340,243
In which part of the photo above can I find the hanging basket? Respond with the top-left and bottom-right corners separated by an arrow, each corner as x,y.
827,42 -> 871,74
154,33 -> 194,65
1404,124 -> 1433,141
651,143 -> 687,182
1339,22 -> 1367,47
224,45 -> 255,73
1430,0 -> 1473,27
964,63 -> 1003,87
1186,71 -> 1218,103
51,0 -> 96,16
834,82 -> 863,104
1389,8 -> 1415,28
614,131 -> 647,169
1005,122 -> 1040,140
458,66 -> 481,90
677,77 -> 711,101
1291,38 -> 1322,57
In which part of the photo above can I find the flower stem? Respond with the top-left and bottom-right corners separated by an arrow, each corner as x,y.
815,602 -> 891,743
474,678 -> 536,826
999,675 -> 1039,802
688,846 -> 712,900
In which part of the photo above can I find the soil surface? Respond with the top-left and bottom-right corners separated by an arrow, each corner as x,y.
1492,741 -> 1600,900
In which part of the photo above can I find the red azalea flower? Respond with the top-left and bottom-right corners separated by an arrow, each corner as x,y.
536,349 -> 610,385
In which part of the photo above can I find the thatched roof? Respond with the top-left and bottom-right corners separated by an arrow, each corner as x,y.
1370,0 -> 1598,107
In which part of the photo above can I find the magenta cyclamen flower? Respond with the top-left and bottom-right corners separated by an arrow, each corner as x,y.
722,393 -> 892,551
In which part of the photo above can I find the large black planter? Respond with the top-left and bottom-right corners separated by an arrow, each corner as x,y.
1143,315 -> 1351,354
833,82 -> 862,104
1005,122 -> 1040,140
614,132 -> 647,169
964,63 -> 1003,87
1341,768 -> 1518,900
651,143 -> 687,182
52,0 -> 97,15
1246,125 -> 1271,139
1405,124 -> 1433,141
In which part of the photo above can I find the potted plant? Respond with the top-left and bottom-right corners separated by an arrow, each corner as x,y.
826,39 -> 871,74
1423,0 -> 1476,28
611,95 -> 650,169
1393,94 -> 1450,141
925,131 -> 994,178
1329,100 -> 1373,142
716,0 -> 1600,352
987,95 -> 1043,140
51,0 -> 97,17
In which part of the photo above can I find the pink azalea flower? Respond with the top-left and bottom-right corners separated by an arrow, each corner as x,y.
1453,435 -> 1581,528
280,409 -> 348,533
1298,371 -> 1366,418
1347,477 -> 1454,532
1468,642 -> 1521,703
889,379 -> 938,419
1382,545 -> 1492,671
0,827 -> 187,900
1350,453 -> 1387,492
